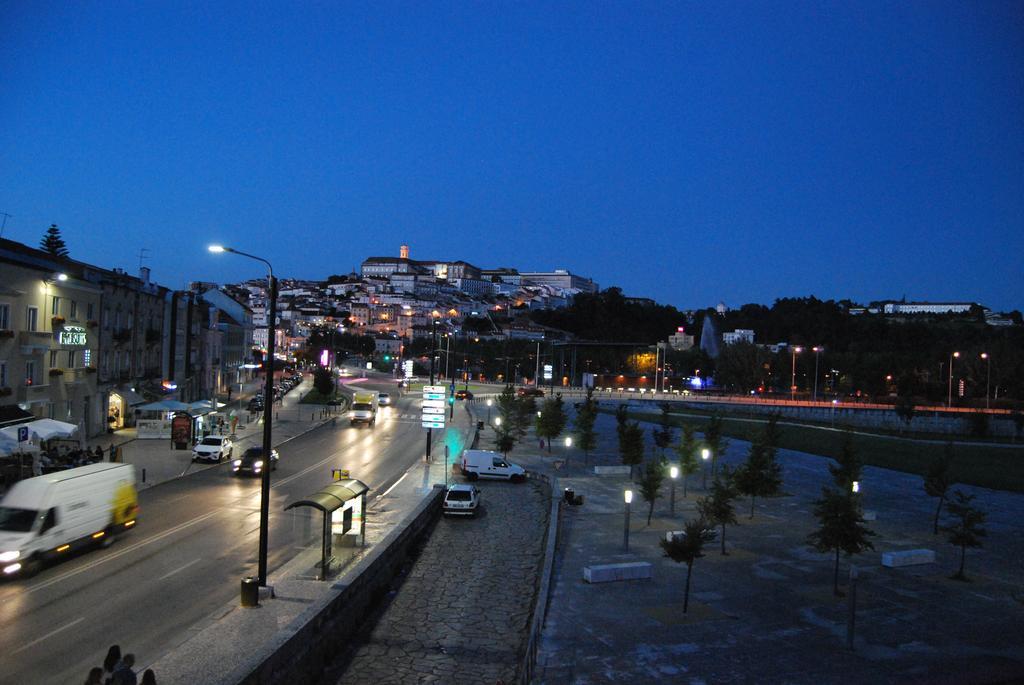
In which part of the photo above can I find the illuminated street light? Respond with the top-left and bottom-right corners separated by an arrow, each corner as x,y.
980,353 -> 991,410
701,448 -> 710,489
623,490 -> 633,551
669,465 -> 679,516
947,351 -> 960,408
812,346 -> 823,402
791,346 -> 803,400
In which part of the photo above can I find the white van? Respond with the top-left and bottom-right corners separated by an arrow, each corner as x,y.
349,391 -> 379,426
460,449 -> 526,482
0,463 -> 138,577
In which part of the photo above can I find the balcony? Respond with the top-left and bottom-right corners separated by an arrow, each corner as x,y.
18,331 -> 52,354
16,382 -> 50,403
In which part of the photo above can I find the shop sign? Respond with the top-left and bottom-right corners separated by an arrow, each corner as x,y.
59,325 -> 88,346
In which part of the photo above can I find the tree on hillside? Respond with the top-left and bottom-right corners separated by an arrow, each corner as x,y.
652,403 -> 675,458
698,470 -> 739,555
763,413 -> 782,459
620,421 -> 644,479
494,427 -> 516,457
496,384 -> 517,427
734,438 -> 783,519
675,424 -> 700,498
941,490 -> 986,581
829,430 -> 862,492
703,414 -> 728,479
615,403 -> 629,445
535,394 -> 567,453
40,223 -> 69,258
572,388 -> 599,464
659,518 -> 716,613
639,458 -> 666,525
807,486 -> 876,596
924,443 -> 955,535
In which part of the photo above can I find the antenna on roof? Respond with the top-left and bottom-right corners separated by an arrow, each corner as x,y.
138,248 -> 151,270
0,212 -> 11,239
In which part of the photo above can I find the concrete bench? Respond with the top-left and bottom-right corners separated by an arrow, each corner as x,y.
583,562 -> 653,583
881,549 -> 935,568
593,465 -> 631,476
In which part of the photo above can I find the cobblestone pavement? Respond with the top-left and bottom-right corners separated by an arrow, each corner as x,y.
332,477 -> 550,684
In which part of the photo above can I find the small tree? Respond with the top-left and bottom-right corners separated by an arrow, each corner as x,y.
639,459 -> 666,525
513,395 -> 536,440
620,421 -> 645,479
734,438 -> 782,519
659,518 -> 716,613
806,486 -> 876,596
573,388 -> 599,464
829,430 -> 862,492
615,403 -> 629,449
763,413 -> 782,458
535,393 -> 567,453
40,223 -> 69,257
924,443 -> 955,535
312,366 -> 334,397
703,414 -> 728,478
652,403 -> 675,457
494,427 -> 516,457
894,395 -> 916,434
698,471 -> 739,555
496,384 -> 517,426
941,490 -> 986,581
675,424 -> 700,498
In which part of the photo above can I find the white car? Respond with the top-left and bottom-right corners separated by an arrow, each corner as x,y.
443,484 -> 481,516
378,392 -> 392,407
192,436 -> 233,463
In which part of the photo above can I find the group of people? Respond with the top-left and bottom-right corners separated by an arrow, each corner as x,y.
34,444 -> 109,476
84,645 -> 155,685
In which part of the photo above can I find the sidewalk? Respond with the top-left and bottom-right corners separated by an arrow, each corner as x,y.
86,376 -> 344,489
464,399 -> 1024,684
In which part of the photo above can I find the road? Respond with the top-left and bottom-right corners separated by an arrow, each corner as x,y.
0,374 -> 426,685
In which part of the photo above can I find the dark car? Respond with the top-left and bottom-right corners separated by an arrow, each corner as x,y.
247,397 -> 265,411
454,389 -> 473,400
516,387 -> 545,398
232,447 -> 279,476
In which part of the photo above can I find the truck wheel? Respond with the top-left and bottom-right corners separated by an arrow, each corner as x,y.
19,554 -> 43,578
100,528 -> 116,548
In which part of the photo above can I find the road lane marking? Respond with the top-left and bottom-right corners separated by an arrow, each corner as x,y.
25,510 -> 222,594
157,558 -> 201,581
378,473 -> 408,499
12,616 -> 84,654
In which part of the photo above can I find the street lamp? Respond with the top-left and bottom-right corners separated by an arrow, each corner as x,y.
564,436 -> 572,449
494,416 -> 502,427
852,480 -> 860,494
208,244 -> 277,591
812,346 -> 823,402
486,398 -> 492,423
980,353 -> 991,409
623,489 -> 633,551
669,465 -> 679,516
701,448 -> 710,489
426,311 -> 440,462
790,346 -> 803,400
947,351 -> 960,408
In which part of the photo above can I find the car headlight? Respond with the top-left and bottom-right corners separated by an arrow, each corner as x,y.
233,459 -> 242,466
0,551 -> 20,562
254,460 -> 264,467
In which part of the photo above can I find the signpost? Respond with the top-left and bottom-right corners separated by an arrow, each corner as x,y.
422,385 -> 448,430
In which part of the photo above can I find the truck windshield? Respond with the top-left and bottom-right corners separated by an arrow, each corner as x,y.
352,403 -> 372,411
0,507 -> 38,533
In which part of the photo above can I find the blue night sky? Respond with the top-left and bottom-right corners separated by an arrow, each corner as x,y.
2,2 -> 1022,311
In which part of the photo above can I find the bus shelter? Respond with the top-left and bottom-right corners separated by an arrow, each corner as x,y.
284,478 -> 369,579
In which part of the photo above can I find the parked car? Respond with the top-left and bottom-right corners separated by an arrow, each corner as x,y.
232,447 -> 279,476
247,397 -> 264,411
516,387 -> 545,398
377,392 -> 392,407
443,484 -> 481,516
454,389 -> 473,400
192,436 -> 233,463
460,449 -> 526,482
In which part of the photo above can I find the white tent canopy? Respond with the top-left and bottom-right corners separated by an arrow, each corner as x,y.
0,419 -> 79,443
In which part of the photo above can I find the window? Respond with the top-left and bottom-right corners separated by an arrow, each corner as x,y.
0,361 -> 6,387
40,508 -> 58,534
65,399 -> 73,418
69,300 -> 78,320
51,296 -> 61,316
49,350 -> 58,368
67,350 -> 76,368
25,360 -> 35,385
0,303 -> 9,330
87,302 -> 94,320
103,307 -> 110,330
26,306 -> 38,332
114,310 -> 121,329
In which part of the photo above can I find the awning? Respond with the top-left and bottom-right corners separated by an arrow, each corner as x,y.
0,418 -> 79,441
137,400 -> 191,411
284,479 -> 370,514
0,405 -> 35,429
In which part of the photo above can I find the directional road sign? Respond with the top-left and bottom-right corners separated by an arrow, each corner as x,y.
422,393 -> 445,401
421,420 -> 445,429
423,385 -> 446,394
421,399 -> 445,409
422,407 -> 445,415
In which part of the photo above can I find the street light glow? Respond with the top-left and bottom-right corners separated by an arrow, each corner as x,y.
701,448 -> 710,461
208,244 -> 226,253
56,273 -> 68,281
852,480 -> 860,493
670,466 -> 679,479
624,489 -> 633,504
565,437 -> 572,447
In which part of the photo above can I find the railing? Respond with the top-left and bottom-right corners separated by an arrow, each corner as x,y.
518,469 -> 562,685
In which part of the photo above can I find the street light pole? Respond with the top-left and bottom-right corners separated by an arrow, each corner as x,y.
812,346 -> 822,402
701,448 -> 710,490
669,465 -> 678,516
623,490 -> 633,551
981,353 -> 990,409
947,351 -> 960,408
790,346 -> 803,400
425,312 -> 438,461
208,245 -> 276,589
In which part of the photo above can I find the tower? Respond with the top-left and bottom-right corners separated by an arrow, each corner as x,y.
399,244 -> 409,259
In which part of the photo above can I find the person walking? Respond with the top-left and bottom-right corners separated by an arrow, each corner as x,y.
110,653 -> 137,685
140,669 -> 156,685
84,667 -> 104,685
102,645 -> 121,681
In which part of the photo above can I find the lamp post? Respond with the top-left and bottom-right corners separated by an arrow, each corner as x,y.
790,346 -> 803,400
486,398 -> 492,424
669,465 -> 679,516
701,448 -> 710,489
426,311 -> 439,461
209,245 -> 277,590
812,346 -> 823,402
623,489 -> 633,551
980,353 -> 991,409
947,351 -> 960,408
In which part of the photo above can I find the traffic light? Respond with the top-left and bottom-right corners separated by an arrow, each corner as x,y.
448,394 -> 455,406
383,355 -> 390,362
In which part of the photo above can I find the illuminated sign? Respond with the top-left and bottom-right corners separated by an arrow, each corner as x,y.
58,325 -> 87,346
320,349 -> 330,367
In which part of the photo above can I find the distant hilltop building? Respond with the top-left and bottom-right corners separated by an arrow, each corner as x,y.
668,326 -> 694,351
882,301 -> 980,315
518,269 -> 598,294
722,329 -> 755,345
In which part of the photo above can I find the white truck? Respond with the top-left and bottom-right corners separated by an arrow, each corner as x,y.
349,391 -> 379,426
460,449 -> 526,482
0,463 -> 139,577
